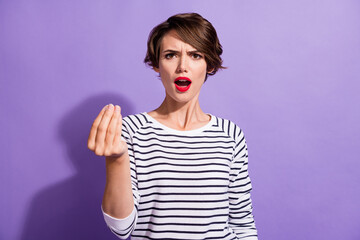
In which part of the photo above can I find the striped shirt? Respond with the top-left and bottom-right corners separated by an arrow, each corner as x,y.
102,113 -> 257,240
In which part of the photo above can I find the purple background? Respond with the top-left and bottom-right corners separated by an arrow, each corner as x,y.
1,1 -> 359,239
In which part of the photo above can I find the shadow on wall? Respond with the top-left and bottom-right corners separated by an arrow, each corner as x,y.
21,93 -> 134,240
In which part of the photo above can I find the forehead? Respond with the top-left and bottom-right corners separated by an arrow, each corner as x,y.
160,30 -> 197,51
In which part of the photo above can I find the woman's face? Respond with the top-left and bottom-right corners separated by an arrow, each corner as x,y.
154,30 -> 210,104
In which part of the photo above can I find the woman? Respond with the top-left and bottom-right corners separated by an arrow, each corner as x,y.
88,13 -> 258,239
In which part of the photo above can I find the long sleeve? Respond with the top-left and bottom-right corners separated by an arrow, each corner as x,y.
102,122 -> 140,239
228,129 -> 258,239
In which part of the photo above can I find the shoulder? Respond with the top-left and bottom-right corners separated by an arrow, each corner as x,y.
211,114 -> 245,142
122,112 -> 152,135
212,115 -> 249,160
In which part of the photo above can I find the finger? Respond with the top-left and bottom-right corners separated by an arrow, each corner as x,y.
95,104 -> 114,155
88,105 -> 108,150
113,107 -> 123,150
104,105 -> 120,154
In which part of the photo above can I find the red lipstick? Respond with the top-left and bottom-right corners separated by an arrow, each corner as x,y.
174,77 -> 192,92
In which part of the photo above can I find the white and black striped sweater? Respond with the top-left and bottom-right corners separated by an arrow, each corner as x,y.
102,113 -> 258,240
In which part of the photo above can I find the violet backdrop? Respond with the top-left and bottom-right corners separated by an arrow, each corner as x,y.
1,1 -> 359,240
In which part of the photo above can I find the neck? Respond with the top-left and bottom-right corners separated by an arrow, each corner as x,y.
151,93 -> 209,130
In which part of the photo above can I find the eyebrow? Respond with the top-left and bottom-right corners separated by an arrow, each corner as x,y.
162,49 -> 202,54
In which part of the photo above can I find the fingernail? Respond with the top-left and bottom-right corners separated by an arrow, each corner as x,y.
115,105 -> 120,112
108,104 -> 114,110
103,105 -> 108,110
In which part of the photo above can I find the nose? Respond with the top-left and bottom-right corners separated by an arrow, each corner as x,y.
176,54 -> 188,73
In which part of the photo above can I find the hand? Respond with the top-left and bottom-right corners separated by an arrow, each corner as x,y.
87,104 -> 128,159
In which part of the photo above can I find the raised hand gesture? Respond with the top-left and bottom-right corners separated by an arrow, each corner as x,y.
87,104 -> 128,160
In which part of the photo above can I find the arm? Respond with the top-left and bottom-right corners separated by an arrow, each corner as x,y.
101,152 -> 136,239
102,123 -> 140,239
228,129 -> 258,239
88,104 -> 138,239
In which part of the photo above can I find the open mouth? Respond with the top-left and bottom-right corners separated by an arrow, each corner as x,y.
175,79 -> 191,87
174,77 -> 192,92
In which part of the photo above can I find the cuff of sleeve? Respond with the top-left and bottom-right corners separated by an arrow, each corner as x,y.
101,205 -> 136,232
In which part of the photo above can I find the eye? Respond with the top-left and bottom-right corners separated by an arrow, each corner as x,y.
165,53 -> 176,59
192,53 -> 203,59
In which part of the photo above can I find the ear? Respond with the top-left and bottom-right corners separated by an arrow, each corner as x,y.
207,68 -> 214,74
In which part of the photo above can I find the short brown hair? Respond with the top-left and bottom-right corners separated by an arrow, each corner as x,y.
144,13 -> 225,79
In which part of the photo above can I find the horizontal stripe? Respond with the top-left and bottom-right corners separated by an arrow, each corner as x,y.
135,155 -> 232,162
137,169 -> 229,175
137,213 -> 228,219
134,149 -> 232,156
136,220 -> 227,227
138,206 -> 228,212
140,191 -> 228,198
138,177 -> 229,183
136,161 -> 229,169
140,198 -> 229,205
133,135 -> 235,145
134,227 -> 225,234
135,130 -> 232,139
133,142 -> 234,150
139,184 -> 228,190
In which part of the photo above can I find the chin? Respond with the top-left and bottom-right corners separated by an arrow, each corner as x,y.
171,93 -> 197,104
